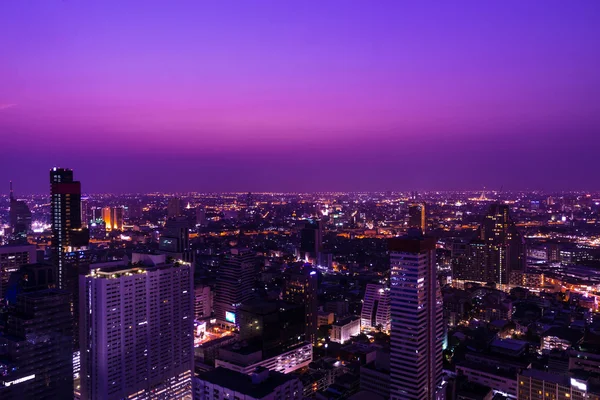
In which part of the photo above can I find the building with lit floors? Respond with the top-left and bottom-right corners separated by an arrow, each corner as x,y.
453,204 -> 526,287
331,317 -> 361,344
299,219 -> 323,262
0,264 -> 73,400
214,249 -> 256,327
389,233 -> 445,400
283,265 -> 319,344
360,283 -> 390,332
50,167 -> 89,290
0,244 -> 36,300
79,254 -> 194,400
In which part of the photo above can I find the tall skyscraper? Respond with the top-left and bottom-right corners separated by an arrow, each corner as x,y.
453,204 -> 526,286
214,249 -> 256,327
80,196 -> 89,228
408,203 -> 426,233
389,234 -> 445,400
167,197 -> 182,218
299,219 -> 322,262
0,263 -> 73,400
159,216 -> 193,263
283,265 -> 319,345
50,167 -> 89,290
80,254 -> 194,400
360,283 -> 391,332
102,206 -> 124,231
8,181 -> 32,241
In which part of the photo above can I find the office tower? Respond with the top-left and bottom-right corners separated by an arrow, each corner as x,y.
167,197 -> 182,218
408,203 -> 426,233
0,264 -> 73,399
283,265 -> 319,345
50,167 -> 89,290
455,204 -> 526,286
299,219 -> 322,261
159,216 -> 193,263
8,181 -> 32,241
360,283 -> 391,332
0,244 -> 36,300
80,196 -> 89,228
102,206 -> 124,231
389,234 -> 445,400
214,249 -> 256,327
80,254 -> 194,400
237,299 -> 306,354
194,284 -> 212,320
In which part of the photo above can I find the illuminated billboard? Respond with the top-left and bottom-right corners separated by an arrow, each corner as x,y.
225,311 -> 236,324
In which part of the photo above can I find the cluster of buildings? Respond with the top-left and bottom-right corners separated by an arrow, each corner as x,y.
1,173 -> 600,399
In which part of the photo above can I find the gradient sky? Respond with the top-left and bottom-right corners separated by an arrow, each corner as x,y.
1,1 -> 599,194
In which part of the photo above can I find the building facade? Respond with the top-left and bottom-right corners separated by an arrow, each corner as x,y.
79,256 -> 194,399
360,283 -> 391,332
214,249 -> 256,327
389,234 -> 445,400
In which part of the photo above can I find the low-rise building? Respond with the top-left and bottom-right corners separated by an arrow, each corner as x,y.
195,367 -> 303,400
331,317 -> 360,344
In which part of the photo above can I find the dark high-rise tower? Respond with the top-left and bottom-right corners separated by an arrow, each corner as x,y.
299,219 -> 322,261
50,167 -> 89,289
8,181 -> 32,241
408,203 -> 426,233
159,216 -> 193,263
455,204 -> 526,286
214,249 -> 256,327
0,264 -> 73,400
283,265 -> 319,345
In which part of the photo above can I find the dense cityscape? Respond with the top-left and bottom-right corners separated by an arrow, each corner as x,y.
1,171 -> 600,399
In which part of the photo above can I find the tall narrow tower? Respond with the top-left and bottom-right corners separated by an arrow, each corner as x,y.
389,234 -> 445,400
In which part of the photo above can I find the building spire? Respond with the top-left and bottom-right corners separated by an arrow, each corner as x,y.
9,180 -> 13,200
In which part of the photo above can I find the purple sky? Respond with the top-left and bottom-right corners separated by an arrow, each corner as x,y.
1,1 -> 599,193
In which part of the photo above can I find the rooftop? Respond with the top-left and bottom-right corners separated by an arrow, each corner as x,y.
197,367 -> 297,398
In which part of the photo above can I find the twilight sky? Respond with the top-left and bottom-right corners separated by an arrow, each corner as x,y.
1,1 -> 599,193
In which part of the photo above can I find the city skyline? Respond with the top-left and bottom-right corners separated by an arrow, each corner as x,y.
1,1 -> 600,193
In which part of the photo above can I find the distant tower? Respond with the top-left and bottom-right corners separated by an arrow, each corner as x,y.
214,249 -> 256,327
8,181 -> 32,240
159,216 -> 193,263
454,204 -> 526,285
408,203 -> 426,233
167,197 -> 182,218
50,168 -> 88,290
389,234 -> 445,400
103,207 -> 124,231
299,219 -> 323,262
283,265 -> 319,345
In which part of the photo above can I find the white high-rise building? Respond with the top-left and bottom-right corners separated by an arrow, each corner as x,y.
360,283 -> 391,332
79,254 -> 194,400
389,234 -> 445,400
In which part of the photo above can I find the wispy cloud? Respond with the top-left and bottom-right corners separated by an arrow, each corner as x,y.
0,104 -> 16,110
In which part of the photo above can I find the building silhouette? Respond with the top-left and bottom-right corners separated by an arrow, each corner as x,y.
159,216 -> 193,263
213,249 -> 256,327
167,197 -> 182,218
408,203 -> 426,233
283,265 -> 319,345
